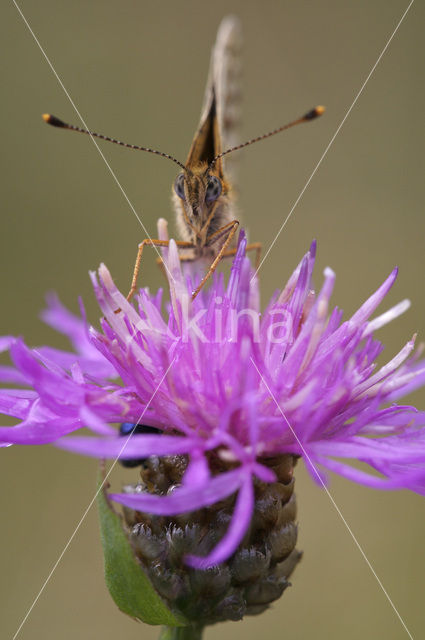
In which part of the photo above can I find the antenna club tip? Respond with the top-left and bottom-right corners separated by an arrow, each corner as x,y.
304,105 -> 326,121
42,114 -> 67,128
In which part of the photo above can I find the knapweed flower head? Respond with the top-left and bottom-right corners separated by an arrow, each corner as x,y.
2,225 -> 425,574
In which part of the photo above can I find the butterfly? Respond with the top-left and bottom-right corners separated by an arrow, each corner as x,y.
43,16 -> 323,302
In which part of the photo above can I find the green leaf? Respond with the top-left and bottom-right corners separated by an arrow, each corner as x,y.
97,483 -> 186,626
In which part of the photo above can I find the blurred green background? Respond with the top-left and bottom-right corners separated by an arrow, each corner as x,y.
1,1 -> 424,638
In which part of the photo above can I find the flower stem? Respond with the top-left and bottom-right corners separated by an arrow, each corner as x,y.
159,625 -> 204,640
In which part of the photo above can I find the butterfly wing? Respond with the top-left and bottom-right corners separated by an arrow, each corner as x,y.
185,15 -> 242,180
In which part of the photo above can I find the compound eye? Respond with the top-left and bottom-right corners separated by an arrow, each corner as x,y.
205,175 -> 222,203
174,173 -> 186,200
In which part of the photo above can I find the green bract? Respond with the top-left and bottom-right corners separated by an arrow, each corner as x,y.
98,484 -> 186,627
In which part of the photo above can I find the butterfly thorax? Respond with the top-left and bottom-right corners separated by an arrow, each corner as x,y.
173,162 -> 232,258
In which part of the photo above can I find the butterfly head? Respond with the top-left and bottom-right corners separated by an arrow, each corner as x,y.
173,163 -> 226,231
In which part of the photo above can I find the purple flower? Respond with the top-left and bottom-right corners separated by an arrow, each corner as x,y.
1,227 -> 425,568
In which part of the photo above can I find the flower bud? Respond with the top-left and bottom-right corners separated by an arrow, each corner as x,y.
116,453 -> 301,625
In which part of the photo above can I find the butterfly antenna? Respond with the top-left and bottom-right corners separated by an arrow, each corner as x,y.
42,114 -> 187,171
209,105 -> 325,168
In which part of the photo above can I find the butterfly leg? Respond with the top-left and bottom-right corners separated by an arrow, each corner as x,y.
191,220 -> 240,300
247,242 -> 262,269
221,242 -> 262,269
126,238 -> 193,303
